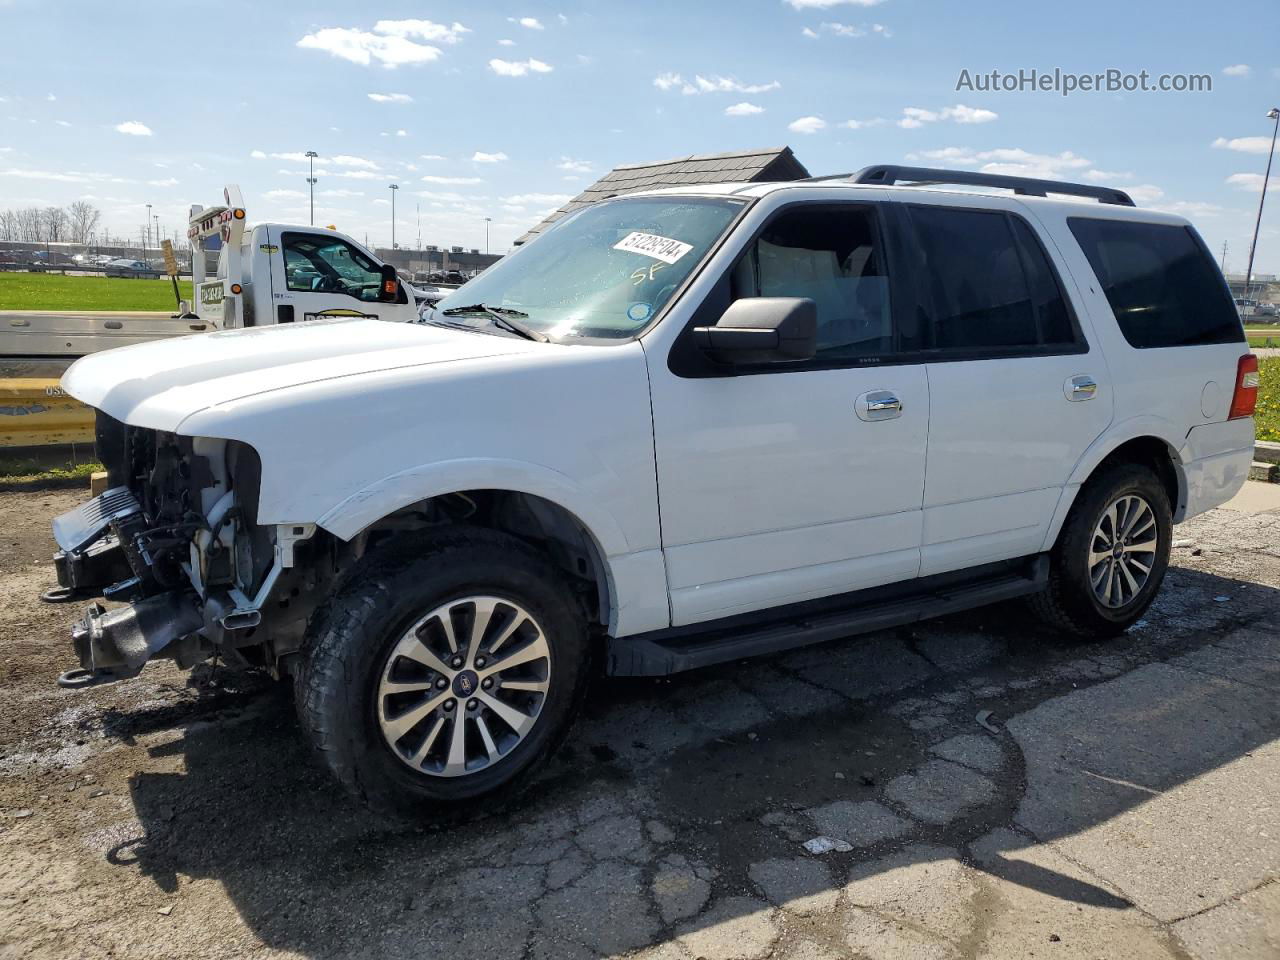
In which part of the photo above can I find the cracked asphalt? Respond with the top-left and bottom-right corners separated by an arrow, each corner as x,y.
1,485 -> 1278,959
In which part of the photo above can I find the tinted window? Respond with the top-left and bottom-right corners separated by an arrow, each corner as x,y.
910,206 -> 1078,353
1068,218 -> 1243,348
730,205 -> 894,359
283,233 -> 383,301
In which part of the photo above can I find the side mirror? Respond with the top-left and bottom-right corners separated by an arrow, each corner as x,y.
378,264 -> 399,302
692,297 -> 817,364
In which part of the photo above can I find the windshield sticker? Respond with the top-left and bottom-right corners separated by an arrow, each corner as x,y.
613,231 -> 693,265
626,302 -> 654,323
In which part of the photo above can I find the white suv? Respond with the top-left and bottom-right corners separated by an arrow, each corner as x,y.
48,165 -> 1257,812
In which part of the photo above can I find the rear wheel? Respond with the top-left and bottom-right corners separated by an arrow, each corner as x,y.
1029,463 -> 1172,638
295,528 -> 590,815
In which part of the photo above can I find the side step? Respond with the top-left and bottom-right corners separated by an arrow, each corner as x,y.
606,556 -> 1048,677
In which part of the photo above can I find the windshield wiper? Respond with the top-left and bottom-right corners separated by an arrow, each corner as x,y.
441,303 -> 548,342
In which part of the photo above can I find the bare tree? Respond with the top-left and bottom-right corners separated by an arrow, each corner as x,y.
15,207 -> 43,242
0,209 -> 17,241
66,200 -> 101,244
42,206 -> 68,243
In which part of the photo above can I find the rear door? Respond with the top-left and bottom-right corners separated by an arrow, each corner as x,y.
265,227 -> 408,325
906,201 -> 1114,576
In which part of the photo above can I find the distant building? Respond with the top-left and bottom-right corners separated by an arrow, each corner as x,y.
376,246 -> 502,279
515,146 -> 811,245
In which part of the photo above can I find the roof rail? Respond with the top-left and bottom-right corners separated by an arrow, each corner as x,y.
848,164 -> 1135,206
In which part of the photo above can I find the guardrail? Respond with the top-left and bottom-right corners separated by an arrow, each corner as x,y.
0,376 -> 93,448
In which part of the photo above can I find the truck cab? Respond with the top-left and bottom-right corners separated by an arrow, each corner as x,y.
187,185 -> 420,328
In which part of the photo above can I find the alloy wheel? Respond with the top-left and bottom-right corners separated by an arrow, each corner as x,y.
1088,494 -> 1158,609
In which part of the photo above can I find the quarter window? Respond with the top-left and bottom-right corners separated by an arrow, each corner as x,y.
282,233 -> 384,302
908,206 -> 1080,353
1067,218 -> 1243,349
730,205 -> 894,359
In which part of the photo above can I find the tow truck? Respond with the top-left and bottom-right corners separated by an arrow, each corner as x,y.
186,185 -> 422,328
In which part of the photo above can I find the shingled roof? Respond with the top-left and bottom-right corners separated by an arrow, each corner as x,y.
514,145 -> 810,245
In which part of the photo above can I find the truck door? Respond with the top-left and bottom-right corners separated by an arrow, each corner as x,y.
265,227 -> 413,325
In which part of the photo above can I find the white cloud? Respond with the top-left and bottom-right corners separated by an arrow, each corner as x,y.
335,170 -> 383,180
422,175 -> 484,184
0,167 -> 132,184
266,188 -> 307,200
821,21 -> 864,36
489,58 -> 553,77
395,129 -> 407,137
1149,200 -> 1225,218
1082,169 -> 1133,182
331,154 -> 379,169
420,154 -> 446,160
557,157 -> 593,173
55,120 -> 71,127
690,75 -> 781,94
498,38 -> 516,46
784,0 -> 884,7
1212,136 -> 1274,154
801,27 -> 819,38
725,102 -> 764,116
297,20 -> 468,68
510,16 -> 544,29
653,72 -> 684,91
842,117 -> 885,129
318,188 -> 365,197
147,177 -> 179,187
788,115 -> 827,134
46,93 -> 56,101
114,120 -> 152,136
898,104 -> 997,128
472,151 -> 509,163
908,147 -> 1092,180
1122,184 -> 1165,204
368,92 -> 413,103
504,192 -> 573,206
1222,64 -> 1251,77
1226,172 -> 1280,192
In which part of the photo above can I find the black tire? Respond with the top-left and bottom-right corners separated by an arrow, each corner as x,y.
294,527 -> 591,816
1028,462 -> 1172,639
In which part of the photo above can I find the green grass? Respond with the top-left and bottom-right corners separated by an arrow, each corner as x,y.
1257,357 -> 1280,443
0,458 -> 101,488
0,272 -> 192,311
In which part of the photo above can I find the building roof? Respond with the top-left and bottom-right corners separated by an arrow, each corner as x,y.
514,145 -> 810,244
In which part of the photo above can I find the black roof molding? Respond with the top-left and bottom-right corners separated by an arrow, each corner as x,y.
846,164 -> 1135,206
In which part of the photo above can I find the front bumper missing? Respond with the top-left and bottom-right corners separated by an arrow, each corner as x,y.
58,591 -> 204,689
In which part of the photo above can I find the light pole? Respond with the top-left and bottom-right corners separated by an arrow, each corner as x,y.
153,214 -> 159,254
305,150 -> 318,226
144,203 -> 152,258
484,216 -> 492,255
389,183 -> 399,248
1243,107 -> 1280,302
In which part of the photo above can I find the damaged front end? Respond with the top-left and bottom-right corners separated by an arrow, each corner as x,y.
50,413 -> 315,688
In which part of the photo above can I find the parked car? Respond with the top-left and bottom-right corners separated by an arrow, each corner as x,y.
103,258 -> 160,278
47,164 -> 1255,813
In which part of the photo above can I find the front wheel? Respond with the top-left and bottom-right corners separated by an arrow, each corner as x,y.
295,528 -> 591,815
1029,463 -> 1172,639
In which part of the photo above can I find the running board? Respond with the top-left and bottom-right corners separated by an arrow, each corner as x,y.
606,555 -> 1049,677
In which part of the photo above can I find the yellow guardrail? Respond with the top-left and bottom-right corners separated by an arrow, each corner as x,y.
0,378 -> 94,447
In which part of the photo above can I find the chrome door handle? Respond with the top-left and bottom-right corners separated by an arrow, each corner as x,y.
1065,375 -> 1098,402
856,390 -> 903,421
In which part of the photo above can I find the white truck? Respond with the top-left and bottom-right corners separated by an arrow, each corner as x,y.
186,185 -> 422,328
45,165 -> 1255,814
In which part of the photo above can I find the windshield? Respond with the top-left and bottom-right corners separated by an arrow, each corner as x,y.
430,196 -> 745,340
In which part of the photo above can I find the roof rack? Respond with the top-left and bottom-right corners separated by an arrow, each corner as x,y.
846,164 -> 1135,206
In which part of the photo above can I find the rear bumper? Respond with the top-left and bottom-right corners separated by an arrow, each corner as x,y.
1181,418 -> 1255,519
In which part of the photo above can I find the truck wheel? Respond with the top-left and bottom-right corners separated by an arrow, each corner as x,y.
295,528 -> 591,815
1028,463 -> 1172,639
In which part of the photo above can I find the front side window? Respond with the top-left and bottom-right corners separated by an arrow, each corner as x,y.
730,205 -> 894,359
909,206 -> 1080,353
282,233 -> 383,302
1067,218 -> 1243,349
430,197 -> 744,340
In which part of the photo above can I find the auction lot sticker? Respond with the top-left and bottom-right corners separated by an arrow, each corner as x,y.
613,231 -> 693,265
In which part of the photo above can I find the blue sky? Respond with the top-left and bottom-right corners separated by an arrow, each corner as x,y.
2,0 -> 1278,272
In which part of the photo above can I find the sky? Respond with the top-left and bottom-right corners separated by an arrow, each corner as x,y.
1,0 -> 1279,273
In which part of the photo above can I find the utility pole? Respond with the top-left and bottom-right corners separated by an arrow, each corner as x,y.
153,215 -> 159,258
1243,107 -> 1280,302
305,151 -> 318,225
389,183 -> 399,249
144,203 -> 152,258
1220,240 -> 1228,275
484,216 -> 492,255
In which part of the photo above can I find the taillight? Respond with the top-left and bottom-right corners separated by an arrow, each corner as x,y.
1228,353 -> 1259,420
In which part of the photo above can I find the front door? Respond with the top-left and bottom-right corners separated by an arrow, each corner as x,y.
266,228 -> 409,325
647,201 -> 930,627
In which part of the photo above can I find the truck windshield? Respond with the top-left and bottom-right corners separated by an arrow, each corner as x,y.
430,196 -> 745,340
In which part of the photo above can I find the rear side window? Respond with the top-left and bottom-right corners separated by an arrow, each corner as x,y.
908,206 -> 1081,354
1067,218 -> 1243,348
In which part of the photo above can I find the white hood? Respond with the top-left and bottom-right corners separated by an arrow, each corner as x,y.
62,318 -> 540,432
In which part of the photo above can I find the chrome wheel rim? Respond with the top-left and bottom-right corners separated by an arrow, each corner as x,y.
1089,494 -> 1158,609
376,596 -> 552,778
